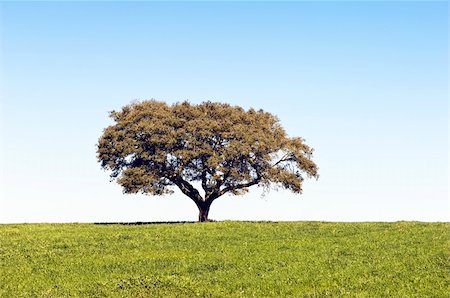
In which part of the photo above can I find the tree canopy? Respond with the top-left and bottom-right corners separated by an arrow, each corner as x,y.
97,100 -> 318,221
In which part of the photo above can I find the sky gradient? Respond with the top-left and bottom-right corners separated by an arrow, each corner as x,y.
0,1 -> 448,223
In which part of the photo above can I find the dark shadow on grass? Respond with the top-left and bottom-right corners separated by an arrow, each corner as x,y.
94,221 -> 196,225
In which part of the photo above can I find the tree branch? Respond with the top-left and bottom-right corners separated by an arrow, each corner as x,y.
170,175 -> 203,203
200,156 -> 216,197
218,177 -> 261,197
272,153 -> 294,167
201,169 -> 209,195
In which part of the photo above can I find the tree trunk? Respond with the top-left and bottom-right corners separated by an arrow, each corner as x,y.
198,205 -> 210,222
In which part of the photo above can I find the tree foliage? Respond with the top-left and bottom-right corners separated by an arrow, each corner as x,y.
97,100 -> 318,221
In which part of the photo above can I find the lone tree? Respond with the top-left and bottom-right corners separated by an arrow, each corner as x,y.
97,100 -> 318,222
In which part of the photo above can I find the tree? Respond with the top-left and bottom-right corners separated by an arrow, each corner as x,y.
97,100 -> 318,222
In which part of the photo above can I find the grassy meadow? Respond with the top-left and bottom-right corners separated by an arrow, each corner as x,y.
0,221 -> 448,297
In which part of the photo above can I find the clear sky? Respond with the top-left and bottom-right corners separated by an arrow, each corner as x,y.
0,1 -> 448,223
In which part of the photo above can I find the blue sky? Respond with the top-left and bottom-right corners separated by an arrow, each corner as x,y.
0,1 -> 448,223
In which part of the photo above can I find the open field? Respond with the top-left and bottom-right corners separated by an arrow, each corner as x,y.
1,221 -> 448,297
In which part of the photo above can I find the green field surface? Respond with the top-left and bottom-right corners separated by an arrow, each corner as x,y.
1,221 -> 448,297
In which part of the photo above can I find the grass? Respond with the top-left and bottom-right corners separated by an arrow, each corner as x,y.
0,221 -> 449,297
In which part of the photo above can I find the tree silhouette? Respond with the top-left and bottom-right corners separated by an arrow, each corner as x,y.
97,100 -> 318,221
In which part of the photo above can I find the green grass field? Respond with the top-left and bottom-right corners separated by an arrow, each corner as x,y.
1,221 -> 448,297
